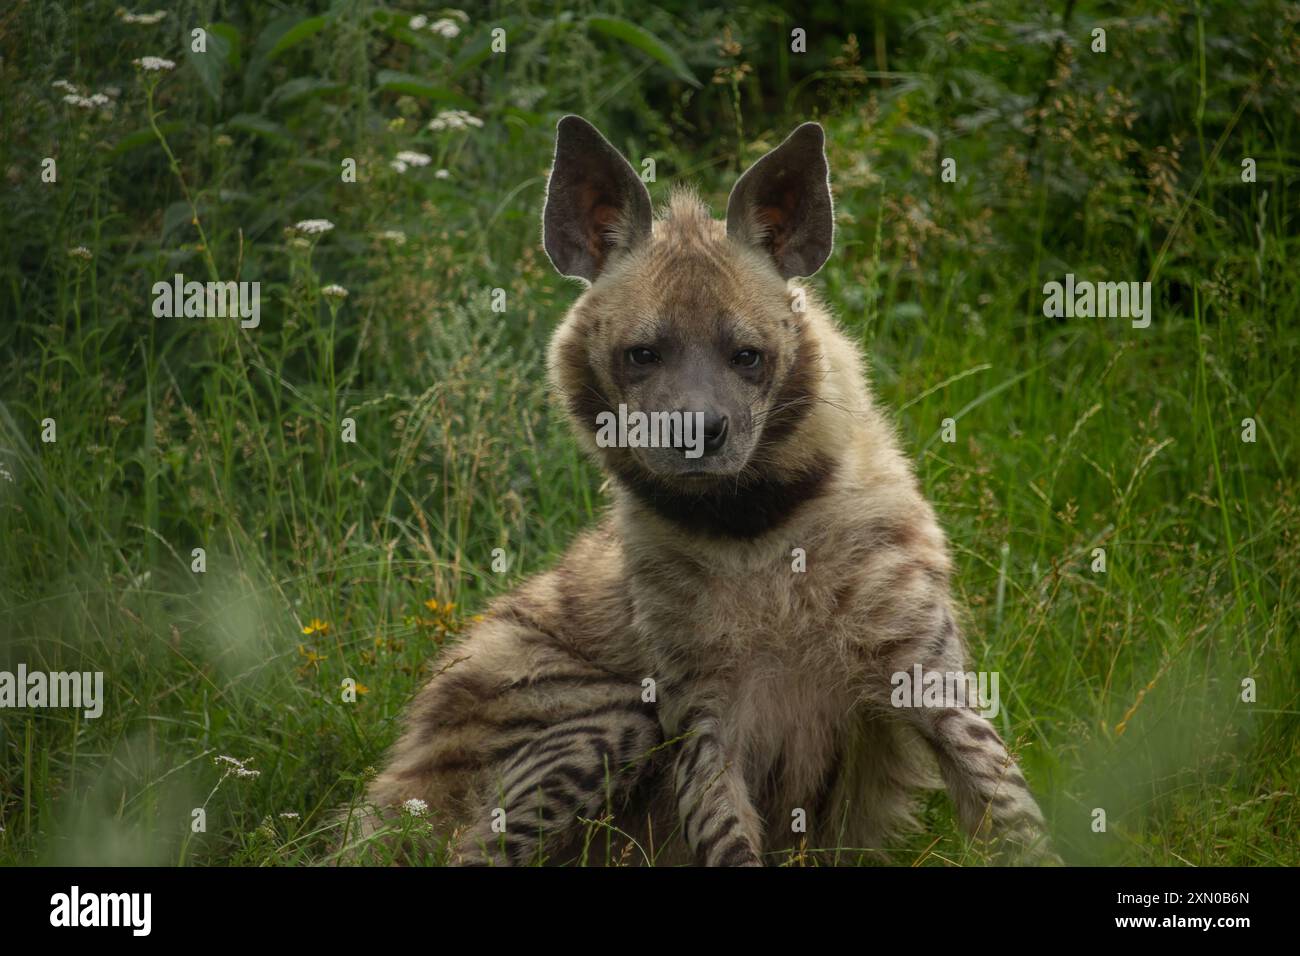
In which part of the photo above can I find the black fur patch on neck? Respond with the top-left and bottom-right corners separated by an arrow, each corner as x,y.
611,456 -> 836,540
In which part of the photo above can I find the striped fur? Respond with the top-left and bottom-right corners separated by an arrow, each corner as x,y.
356,123 -> 1057,866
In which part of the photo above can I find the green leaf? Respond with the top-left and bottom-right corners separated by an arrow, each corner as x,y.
252,12 -> 301,61
501,106 -> 545,127
265,77 -> 345,110
268,15 -> 328,59
244,12 -> 306,98
585,16 -> 699,88
375,70 -> 475,108
291,157 -> 334,174
111,122 -> 184,156
187,28 -> 232,104
208,23 -> 242,70
224,113 -> 292,145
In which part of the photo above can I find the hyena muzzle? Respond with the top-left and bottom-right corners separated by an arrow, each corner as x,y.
352,115 -> 1059,866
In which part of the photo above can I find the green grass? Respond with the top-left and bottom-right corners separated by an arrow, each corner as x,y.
1,0 -> 1296,866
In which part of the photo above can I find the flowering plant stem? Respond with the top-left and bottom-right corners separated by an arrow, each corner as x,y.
146,79 -> 220,282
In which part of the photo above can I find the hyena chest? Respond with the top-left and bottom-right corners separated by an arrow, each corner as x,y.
630,573 -> 853,816
730,666 -> 850,813
661,660 -> 851,826
629,554 -> 843,661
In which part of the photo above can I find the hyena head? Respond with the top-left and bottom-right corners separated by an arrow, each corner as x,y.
544,115 -> 834,509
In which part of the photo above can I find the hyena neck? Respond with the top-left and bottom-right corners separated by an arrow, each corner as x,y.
610,453 -> 839,541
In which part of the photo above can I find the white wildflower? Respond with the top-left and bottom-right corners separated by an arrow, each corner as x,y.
279,812 -> 300,820
133,56 -> 176,72
68,246 -> 93,260
434,168 -> 450,180
378,229 -> 407,245
408,14 -> 428,30
429,18 -> 460,38
62,88 -> 114,111
52,79 -> 79,94
394,150 -> 432,167
293,219 -> 335,236
321,284 -> 349,299
402,798 -> 429,817
427,109 -> 483,132
0,464 -> 15,483
215,754 -> 261,779
390,159 -> 408,174
118,9 -> 169,25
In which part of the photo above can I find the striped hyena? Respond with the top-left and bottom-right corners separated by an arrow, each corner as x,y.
358,116 -> 1058,866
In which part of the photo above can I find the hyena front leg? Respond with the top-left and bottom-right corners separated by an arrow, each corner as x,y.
366,617 -> 661,866
672,711 -> 764,866
872,593 -> 1059,864
453,683 -> 662,866
913,702 -> 1058,863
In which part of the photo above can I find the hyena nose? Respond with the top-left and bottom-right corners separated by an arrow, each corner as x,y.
701,413 -> 729,455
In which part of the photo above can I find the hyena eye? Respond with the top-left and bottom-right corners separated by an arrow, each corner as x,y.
731,349 -> 762,369
627,346 -> 660,366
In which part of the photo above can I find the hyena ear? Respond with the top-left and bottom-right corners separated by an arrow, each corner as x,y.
543,115 -> 653,283
725,122 -> 833,279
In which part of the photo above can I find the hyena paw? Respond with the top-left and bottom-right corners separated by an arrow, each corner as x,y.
704,841 -> 763,867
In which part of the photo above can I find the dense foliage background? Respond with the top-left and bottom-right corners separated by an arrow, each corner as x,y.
1,0 -> 1296,865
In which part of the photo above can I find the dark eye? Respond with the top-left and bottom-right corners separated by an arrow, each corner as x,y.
732,349 -> 762,369
627,346 -> 660,366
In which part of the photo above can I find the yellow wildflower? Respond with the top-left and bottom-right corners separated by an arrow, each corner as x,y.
296,643 -> 328,672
